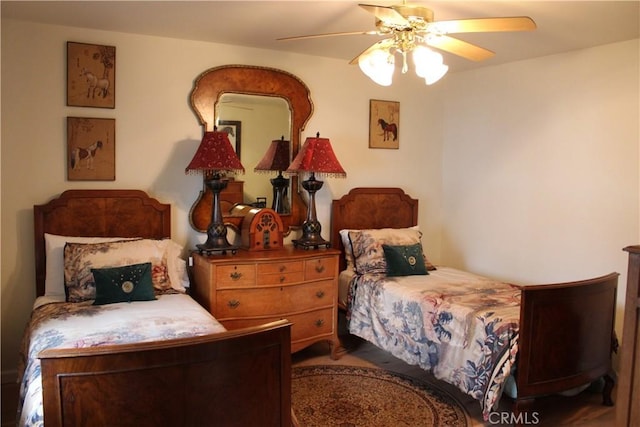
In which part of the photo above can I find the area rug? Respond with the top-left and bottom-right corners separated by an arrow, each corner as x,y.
292,365 -> 469,427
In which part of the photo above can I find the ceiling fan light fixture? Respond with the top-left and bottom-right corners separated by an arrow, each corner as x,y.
280,3 -> 537,87
412,45 -> 448,85
358,47 -> 395,86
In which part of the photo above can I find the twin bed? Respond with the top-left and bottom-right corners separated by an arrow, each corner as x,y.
19,187 -> 618,425
330,187 -> 619,420
19,190 -> 292,427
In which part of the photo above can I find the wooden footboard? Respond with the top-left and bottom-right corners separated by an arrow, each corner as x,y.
40,320 -> 292,427
515,273 -> 619,411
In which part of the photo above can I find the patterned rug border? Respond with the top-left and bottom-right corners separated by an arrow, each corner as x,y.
292,364 -> 470,427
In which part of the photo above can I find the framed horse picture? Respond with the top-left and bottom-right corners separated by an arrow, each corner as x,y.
67,41 -> 116,108
369,99 -> 399,149
67,117 -> 115,181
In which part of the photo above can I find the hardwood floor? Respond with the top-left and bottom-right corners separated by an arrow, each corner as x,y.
293,333 -> 617,426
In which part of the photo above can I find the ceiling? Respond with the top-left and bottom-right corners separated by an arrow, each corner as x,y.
2,1 -> 639,73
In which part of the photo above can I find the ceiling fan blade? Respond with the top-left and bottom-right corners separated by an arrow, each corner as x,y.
359,4 -> 408,26
278,30 -> 378,41
349,38 -> 395,65
391,5 -> 434,22
426,35 -> 495,61
429,16 -> 536,34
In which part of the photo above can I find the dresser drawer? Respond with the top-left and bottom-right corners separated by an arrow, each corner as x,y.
258,260 -> 303,275
257,270 -> 305,286
304,256 -> 337,280
257,260 -> 304,285
290,308 -> 335,342
215,264 -> 256,288
218,307 -> 334,343
215,280 -> 335,318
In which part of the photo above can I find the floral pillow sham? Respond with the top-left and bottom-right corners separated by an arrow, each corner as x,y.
348,227 -> 435,275
63,239 -> 187,303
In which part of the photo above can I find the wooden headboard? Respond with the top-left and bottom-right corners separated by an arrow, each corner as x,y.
330,187 -> 419,271
33,190 -> 171,297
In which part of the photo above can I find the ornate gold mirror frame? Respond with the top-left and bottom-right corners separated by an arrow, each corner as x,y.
189,65 -> 313,234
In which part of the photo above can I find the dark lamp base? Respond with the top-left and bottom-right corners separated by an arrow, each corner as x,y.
292,220 -> 331,250
198,173 -> 238,255
196,242 -> 238,255
292,237 -> 331,250
293,173 -> 331,250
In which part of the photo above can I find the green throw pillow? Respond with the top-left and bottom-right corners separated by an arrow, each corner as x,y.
92,262 -> 156,305
382,243 -> 429,277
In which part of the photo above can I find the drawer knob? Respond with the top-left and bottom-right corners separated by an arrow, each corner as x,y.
279,276 -> 286,283
315,319 -> 325,327
316,290 -> 325,298
279,265 -> 286,272
315,264 -> 325,273
230,272 -> 242,281
227,299 -> 240,309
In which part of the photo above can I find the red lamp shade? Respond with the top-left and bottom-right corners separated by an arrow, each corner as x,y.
286,134 -> 346,177
254,137 -> 290,173
185,131 -> 244,175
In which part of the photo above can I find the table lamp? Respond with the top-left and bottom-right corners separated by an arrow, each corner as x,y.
286,132 -> 346,249
186,129 -> 244,254
254,136 -> 290,214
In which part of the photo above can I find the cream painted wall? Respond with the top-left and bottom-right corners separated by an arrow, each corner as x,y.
2,19 -> 638,381
441,40 -> 640,337
1,20 -> 444,377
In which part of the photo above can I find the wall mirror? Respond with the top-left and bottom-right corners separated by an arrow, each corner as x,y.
217,93 -> 290,209
189,65 -> 313,234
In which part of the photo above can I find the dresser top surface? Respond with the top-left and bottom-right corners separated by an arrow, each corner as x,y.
193,245 -> 341,262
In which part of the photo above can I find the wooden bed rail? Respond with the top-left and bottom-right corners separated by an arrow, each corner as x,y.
40,320 -> 292,427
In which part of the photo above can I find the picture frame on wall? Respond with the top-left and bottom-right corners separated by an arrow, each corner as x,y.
218,120 -> 242,159
67,41 -> 116,108
67,117 -> 115,181
369,99 -> 400,149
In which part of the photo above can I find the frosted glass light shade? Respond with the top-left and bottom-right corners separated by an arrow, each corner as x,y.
413,45 -> 448,85
423,62 -> 448,85
358,48 -> 395,86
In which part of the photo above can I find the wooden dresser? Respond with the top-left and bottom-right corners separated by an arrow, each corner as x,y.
191,246 -> 341,359
617,245 -> 640,426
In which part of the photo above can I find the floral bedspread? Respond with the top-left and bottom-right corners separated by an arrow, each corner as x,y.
17,293 -> 226,427
347,267 -> 520,420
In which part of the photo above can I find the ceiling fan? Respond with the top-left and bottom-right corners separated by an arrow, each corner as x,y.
278,2 -> 536,85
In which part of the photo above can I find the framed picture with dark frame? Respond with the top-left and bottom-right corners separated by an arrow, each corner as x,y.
67,117 -> 115,181
369,99 -> 399,149
67,41 -> 116,108
218,120 -> 242,158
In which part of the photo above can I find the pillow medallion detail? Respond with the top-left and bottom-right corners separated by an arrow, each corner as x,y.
382,243 -> 429,276
92,262 -> 156,305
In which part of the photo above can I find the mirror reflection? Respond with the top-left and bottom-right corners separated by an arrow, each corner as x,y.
217,94 -> 292,213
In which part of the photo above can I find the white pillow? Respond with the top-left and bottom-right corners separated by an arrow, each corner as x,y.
44,234 -> 136,298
